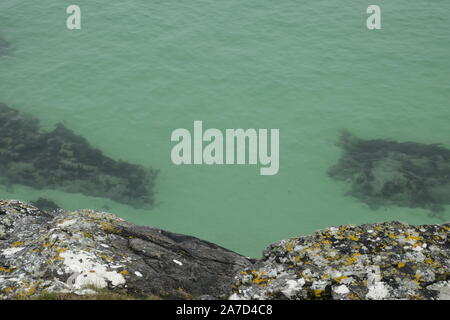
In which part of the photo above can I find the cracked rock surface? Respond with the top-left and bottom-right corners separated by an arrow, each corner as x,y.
0,200 -> 251,299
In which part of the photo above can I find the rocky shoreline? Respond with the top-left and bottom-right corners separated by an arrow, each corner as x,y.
0,200 -> 448,300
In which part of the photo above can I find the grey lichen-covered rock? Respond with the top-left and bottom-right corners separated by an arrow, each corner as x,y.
230,221 -> 449,300
1,200 -> 448,300
0,200 -> 252,299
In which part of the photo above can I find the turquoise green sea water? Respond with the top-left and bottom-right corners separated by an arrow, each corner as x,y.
0,1 -> 449,257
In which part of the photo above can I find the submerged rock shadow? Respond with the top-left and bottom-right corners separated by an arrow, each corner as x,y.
0,103 -> 158,208
328,131 -> 450,216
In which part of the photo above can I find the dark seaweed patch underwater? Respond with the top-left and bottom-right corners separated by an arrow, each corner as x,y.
30,197 -> 60,212
0,103 -> 158,207
329,131 -> 450,215
0,37 -> 12,56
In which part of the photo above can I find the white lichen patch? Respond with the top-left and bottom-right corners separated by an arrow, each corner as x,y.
427,281 -> 450,300
57,219 -> 77,228
228,293 -> 242,300
334,284 -> 350,295
1,247 -> 24,256
281,279 -> 305,298
60,250 -> 125,289
367,282 -> 390,300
